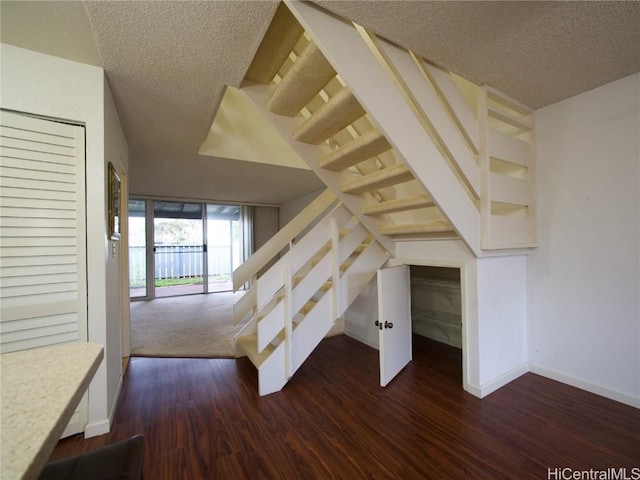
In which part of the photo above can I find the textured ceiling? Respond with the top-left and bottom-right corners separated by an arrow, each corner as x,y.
83,0 -> 280,158
2,0 -> 639,205
317,0 -> 640,109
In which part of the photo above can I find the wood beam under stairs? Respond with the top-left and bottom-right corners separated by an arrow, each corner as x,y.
341,164 -> 414,195
379,220 -> 454,236
318,129 -> 391,171
361,194 -> 434,216
236,334 -> 276,368
267,42 -> 336,115
287,1 -> 482,255
293,87 -> 366,144
245,3 -> 304,84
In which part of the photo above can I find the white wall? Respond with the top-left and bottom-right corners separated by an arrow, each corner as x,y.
529,73 -> 640,408
476,255 -> 528,394
279,188 -> 324,226
104,78 -> 129,423
1,43 -> 129,433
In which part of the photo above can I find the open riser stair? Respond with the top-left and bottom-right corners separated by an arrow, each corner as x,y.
241,1 -> 536,254
232,1 -> 537,396
233,191 -> 388,395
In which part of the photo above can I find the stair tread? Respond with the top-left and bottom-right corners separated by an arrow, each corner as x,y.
380,220 -> 455,236
293,87 -> 366,144
362,194 -> 435,216
299,299 -> 317,315
267,41 -> 336,116
245,4 -> 304,85
318,129 -> 391,171
341,164 -> 414,195
236,334 -> 276,368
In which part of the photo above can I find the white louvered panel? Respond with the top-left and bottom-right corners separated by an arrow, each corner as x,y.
1,166 -> 75,184
0,196 -> 75,210
0,136 -> 75,157
1,263 -> 77,277
0,300 -> 77,322
0,253 -> 78,268
1,313 -> 78,335
1,238 -> 76,249
0,186 -> 75,202
1,272 -> 78,288
0,291 -> 78,310
0,112 -> 76,137
0,110 -> 87,357
0,249 -> 77,265
1,217 -> 76,228
0,155 -> 76,175
0,227 -> 76,238
1,330 -> 79,354
0,175 -> 76,192
0,146 -> 76,166
0,125 -> 76,148
1,206 -> 76,219
0,282 -> 78,298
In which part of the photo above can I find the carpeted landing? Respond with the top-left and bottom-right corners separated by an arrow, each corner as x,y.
130,291 -> 246,358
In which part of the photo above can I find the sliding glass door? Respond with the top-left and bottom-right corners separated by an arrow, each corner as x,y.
153,201 -> 205,297
206,204 -> 245,292
129,198 -> 249,299
128,199 -> 147,298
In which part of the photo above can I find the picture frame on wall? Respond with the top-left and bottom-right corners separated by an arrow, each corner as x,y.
108,162 -> 121,241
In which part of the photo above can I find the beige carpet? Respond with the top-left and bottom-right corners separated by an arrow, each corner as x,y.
130,291 -> 246,358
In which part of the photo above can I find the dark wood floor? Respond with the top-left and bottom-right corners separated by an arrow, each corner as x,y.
51,334 -> 639,479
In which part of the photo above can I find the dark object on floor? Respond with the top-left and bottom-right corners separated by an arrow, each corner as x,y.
38,435 -> 144,480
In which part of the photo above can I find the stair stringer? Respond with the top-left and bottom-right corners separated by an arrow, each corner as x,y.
292,240 -> 388,373
285,1 -> 482,257
234,202 -> 390,396
242,82 -> 396,256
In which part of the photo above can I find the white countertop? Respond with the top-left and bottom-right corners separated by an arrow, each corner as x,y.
0,342 -> 104,480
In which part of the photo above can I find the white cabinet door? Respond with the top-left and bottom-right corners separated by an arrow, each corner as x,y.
377,264 -> 412,387
0,110 -> 87,436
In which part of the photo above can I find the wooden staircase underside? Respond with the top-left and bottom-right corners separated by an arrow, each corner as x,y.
242,1 -> 536,256
233,1 -> 537,396
242,4 -> 465,256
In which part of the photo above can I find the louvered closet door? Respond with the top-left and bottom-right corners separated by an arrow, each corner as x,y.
0,110 -> 88,435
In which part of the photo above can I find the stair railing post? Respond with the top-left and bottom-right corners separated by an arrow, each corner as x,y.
251,274 -> 258,318
477,86 -> 491,249
330,217 -> 340,320
284,264 -> 293,379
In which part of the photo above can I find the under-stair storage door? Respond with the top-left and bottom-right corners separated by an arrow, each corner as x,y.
0,110 -> 88,436
377,264 -> 412,387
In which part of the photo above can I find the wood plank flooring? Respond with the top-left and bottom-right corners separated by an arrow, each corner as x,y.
50,335 -> 639,479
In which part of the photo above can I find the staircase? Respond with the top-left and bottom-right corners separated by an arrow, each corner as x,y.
233,2 -> 537,395
233,190 -> 388,395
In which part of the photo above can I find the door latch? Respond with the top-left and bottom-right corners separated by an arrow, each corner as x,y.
375,320 -> 394,330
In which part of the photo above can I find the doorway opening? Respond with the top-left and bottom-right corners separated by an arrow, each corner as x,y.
409,265 -> 463,384
128,198 -> 248,300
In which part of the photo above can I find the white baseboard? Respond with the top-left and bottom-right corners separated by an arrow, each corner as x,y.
472,362 -> 530,398
109,372 -> 124,424
465,382 -> 482,398
84,419 -> 110,439
344,330 -> 379,350
530,364 -> 640,409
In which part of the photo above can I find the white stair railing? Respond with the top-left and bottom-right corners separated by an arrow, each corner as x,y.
232,188 -> 336,326
234,201 -> 388,395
